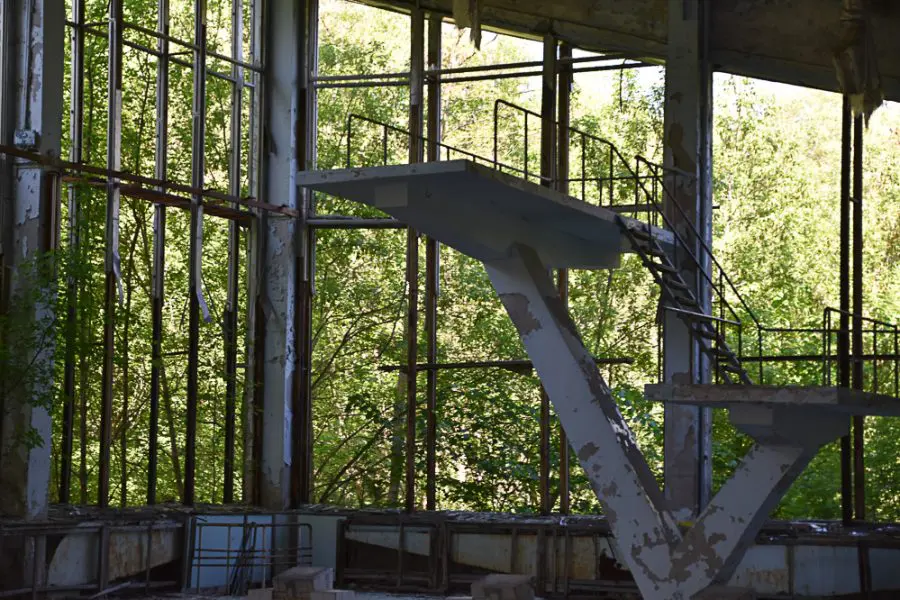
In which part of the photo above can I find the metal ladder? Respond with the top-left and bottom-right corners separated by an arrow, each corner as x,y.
616,216 -> 753,385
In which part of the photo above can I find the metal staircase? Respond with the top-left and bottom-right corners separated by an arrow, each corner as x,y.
618,218 -> 753,385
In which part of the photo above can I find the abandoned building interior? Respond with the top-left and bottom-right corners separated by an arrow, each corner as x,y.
2,0 -> 900,597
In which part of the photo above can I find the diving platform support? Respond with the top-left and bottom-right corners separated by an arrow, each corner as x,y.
298,160 -> 877,598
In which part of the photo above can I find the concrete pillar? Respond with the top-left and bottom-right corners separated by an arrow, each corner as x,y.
661,0 -> 713,519
253,0 -> 314,510
0,0 -> 64,591
0,0 -> 64,521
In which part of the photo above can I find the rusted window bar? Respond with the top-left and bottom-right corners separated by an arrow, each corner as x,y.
405,5 -> 425,513
99,0 -> 125,509
538,34 -> 557,516
184,0 -> 209,507
148,0 -> 170,507
839,96 -> 852,526
59,0 -> 86,505
852,112 -> 865,522
557,41 -> 573,516
291,0 -> 319,507
223,0 -> 244,505
0,143 -> 283,218
424,11 -> 441,513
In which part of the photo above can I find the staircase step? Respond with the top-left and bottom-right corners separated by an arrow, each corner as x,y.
648,261 -> 679,275
629,227 -> 653,241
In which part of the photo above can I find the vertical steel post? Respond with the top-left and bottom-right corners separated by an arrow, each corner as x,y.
538,34 -> 557,515
292,0 -> 318,507
424,12 -> 441,512
185,0 -> 208,507
557,42 -> 572,516
405,5 -> 425,513
852,113 -> 865,521
60,0 -> 86,504
839,96 -> 852,525
99,0 -> 124,509
148,0 -> 170,506
223,0 -> 244,505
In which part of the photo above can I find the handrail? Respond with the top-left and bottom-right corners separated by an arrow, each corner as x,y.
635,156 -> 762,330
492,99 -> 752,330
345,113 -> 552,184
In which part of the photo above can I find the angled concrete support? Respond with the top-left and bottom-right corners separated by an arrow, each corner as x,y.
485,245 -> 850,599
484,244 -> 681,587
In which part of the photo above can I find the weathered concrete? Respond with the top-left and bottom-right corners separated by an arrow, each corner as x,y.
0,0 -> 64,590
0,0 -> 64,524
360,0 -> 900,101
297,160 -> 674,270
660,0 -> 713,521
274,566 -> 334,600
646,384 -> 900,417
482,244 -> 859,599
310,590 -> 355,600
471,574 -> 534,600
255,0 -> 312,510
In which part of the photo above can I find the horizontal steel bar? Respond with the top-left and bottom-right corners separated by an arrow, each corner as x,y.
664,305 -> 741,327
378,357 -> 634,373
742,354 -> 900,363
309,217 -> 406,229
0,144 -> 295,217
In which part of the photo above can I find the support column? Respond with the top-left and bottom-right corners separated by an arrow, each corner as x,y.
404,6 -> 425,513
291,0 -> 318,508
486,245 -> 850,599
557,42 -> 572,515
0,0 -> 63,590
661,0 -> 713,518
255,0 -> 313,510
538,34 -> 556,516
424,12 -> 441,512
0,0 -> 64,521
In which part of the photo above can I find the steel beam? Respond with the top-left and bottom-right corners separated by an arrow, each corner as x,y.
537,34 -> 557,516
147,0 -> 170,507
223,0 -> 245,505
839,96 -> 852,525
557,41 -> 572,516
403,6 -> 425,513
661,0 -> 712,519
291,0 -> 318,507
99,0 -> 124,509
851,113 -> 865,522
424,11 -> 441,513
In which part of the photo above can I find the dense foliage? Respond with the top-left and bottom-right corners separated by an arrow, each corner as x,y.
11,0 -> 898,519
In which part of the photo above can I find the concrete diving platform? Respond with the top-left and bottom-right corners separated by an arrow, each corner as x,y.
646,384 -> 900,417
298,160 -> 673,269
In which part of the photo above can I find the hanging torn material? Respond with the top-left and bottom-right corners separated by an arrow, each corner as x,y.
193,203 -> 212,323
452,0 -> 482,49
833,0 -> 884,122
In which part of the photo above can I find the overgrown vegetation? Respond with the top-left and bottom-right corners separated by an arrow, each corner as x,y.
18,0 -> 899,519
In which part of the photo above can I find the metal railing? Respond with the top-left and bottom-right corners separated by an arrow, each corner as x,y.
340,105 -> 900,399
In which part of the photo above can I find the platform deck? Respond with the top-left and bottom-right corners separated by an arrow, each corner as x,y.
298,160 -> 673,269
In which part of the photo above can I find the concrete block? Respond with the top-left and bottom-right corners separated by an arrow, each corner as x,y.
695,586 -> 757,599
471,574 -> 534,600
248,588 -> 273,600
273,566 -> 334,600
309,590 -> 355,600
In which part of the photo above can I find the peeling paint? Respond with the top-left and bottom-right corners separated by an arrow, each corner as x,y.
498,292 -> 541,334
